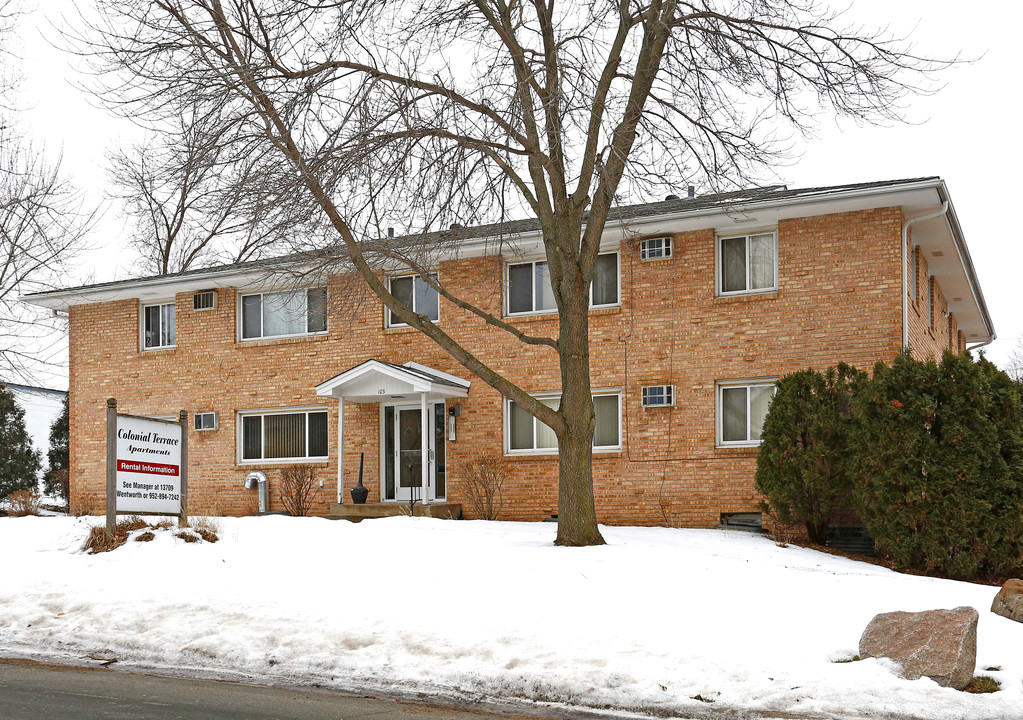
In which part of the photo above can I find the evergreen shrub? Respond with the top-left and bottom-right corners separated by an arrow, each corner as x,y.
755,363 -> 866,544
0,384 -> 41,501
849,352 -> 1023,580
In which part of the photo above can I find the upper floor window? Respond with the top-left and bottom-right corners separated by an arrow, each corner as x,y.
718,232 -> 776,295
507,252 -> 619,315
239,408 -> 328,463
142,302 -> 176,350
717,380 -> 776,446
506,391 -> 621,454
388,273 -> 439,327
240,287 -> 327,340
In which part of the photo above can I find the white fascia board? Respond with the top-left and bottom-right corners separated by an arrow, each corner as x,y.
21,260 -> 331,312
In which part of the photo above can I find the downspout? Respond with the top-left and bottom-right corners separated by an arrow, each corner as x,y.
901,202 -> 949,350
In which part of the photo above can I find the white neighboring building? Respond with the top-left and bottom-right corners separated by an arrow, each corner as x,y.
5,384 -> 67,484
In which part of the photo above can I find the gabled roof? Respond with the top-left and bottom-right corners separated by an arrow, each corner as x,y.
315,360 -> 471,403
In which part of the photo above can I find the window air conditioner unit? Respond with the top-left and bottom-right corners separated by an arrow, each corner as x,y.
641,385 -> 674,408
193,290 -> 217,311
194,412 -> 219,431
640,236 -> 672,261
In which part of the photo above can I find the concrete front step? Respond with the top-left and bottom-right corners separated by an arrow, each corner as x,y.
326,502 -> 462,522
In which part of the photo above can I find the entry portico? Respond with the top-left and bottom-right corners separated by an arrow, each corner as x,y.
315,360 -> 470,505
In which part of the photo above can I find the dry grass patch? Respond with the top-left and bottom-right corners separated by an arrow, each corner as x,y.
964,676 -> 1001,694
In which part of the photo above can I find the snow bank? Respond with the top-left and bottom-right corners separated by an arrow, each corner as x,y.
1,515 -> 1019,719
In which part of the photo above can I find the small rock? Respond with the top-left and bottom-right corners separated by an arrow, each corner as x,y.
858,606 -> 978,690
991,579 -> 1023,624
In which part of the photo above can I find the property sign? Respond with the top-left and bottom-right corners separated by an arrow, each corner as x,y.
114,414 -> 183,514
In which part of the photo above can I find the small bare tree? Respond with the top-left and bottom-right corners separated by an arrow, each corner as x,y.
1005,338 -> 1023,383
458,455 -> 507,521
80,0 -> 949,546
279,465 -> 316,517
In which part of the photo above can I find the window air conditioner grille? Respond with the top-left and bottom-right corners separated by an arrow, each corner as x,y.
641,385 -> 674,407
193,291 -> 216,311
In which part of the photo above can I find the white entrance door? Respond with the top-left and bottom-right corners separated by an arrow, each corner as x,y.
384,403 -> 446,502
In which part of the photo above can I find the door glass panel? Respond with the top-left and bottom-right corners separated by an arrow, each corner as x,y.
434,404 -> 445,498
384,406 -> 395,499
398,408 -> 423,490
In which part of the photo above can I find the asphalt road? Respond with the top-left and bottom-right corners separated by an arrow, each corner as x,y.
0,658 -> 565,720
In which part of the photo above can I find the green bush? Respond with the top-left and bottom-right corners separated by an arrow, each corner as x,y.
849,352 -> 1023,580
0,384 -> 41,501
756,364 -> 866,544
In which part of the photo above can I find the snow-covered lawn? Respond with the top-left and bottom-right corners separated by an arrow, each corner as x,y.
1,515 -> 1020,719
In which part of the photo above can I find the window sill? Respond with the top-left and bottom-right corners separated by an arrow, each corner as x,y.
715,290 -> 778,302
237,459 -> 330,467
236,333 -> 329,348
383,324 -> 422,334
505,304 -> 622,322
715,443 -> 762,452
140,346 -> 177,355
504,448 -> 622,459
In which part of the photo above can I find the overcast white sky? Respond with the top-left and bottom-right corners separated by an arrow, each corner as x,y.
9,0 -> 1023,389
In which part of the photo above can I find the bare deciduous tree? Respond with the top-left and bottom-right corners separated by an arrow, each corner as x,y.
80,0 -> 947,545
1,1 -> 92,381
109,106 -> 306,275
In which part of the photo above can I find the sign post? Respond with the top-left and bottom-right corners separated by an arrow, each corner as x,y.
106,398 -> 117,541
105,399 -> 187,528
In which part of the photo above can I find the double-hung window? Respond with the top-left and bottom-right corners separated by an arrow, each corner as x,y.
142,302 -> 176,350
506,392 -> 621,454
718,232 -> 776,295
507,252 -> 619,315
240,287 -> 327,340
388,273 -> 439,327
239,409 -> 329,462
717,381 -> 776,446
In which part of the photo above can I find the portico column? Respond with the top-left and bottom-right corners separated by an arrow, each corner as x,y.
420,391 -> 430,505
336,396 -> 345,503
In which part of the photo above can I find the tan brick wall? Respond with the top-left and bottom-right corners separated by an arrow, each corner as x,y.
905,230 -> 958,359
69,207 -> 912,526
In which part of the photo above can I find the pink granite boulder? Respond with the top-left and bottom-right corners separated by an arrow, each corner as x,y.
991,579 -> 1023,624
858,606 -> 978,690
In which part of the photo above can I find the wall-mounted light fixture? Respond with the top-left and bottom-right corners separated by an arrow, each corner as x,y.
448,404 -> 461,441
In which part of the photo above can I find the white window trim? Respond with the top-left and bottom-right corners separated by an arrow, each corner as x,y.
385,272 -> 440,328
140,300 -> 177,352
715,230 -> 779,297
505,251 -> 621,317
237,406 -> 330,464
237,287 -> 328,342
640,236 -> 673,261
504,389 -> 622,456
715,379 -> 777,448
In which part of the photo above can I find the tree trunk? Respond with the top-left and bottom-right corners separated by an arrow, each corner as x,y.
554,283 -> 606,546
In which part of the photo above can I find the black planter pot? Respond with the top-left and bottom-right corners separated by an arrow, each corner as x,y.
350,479 -> 369,504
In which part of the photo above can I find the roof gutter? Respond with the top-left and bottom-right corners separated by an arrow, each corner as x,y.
901,201 -> 949,350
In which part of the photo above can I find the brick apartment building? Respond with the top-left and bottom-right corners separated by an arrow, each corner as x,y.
24,177 -> 995,527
